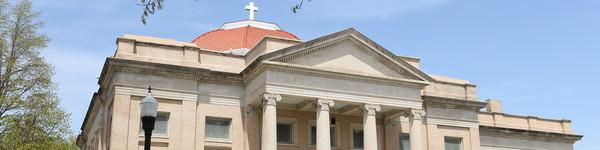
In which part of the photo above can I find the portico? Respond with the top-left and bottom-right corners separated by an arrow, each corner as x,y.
237,29 -> 434,149
252,90 -> 428,150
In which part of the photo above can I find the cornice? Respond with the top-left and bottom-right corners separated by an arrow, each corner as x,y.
343,29 -> 435,82
80,93 -> 99,133
479,126 -> 583,143
113,84 -> 198,102
426,116 -> 479,128
270,35 -> 426,81
101,58 -> 243,86
479,111 -> 572,123
244,28 -> 435,82
251,36 -> 303,49
243,61 -> 430,88
423,95 -> 487,111
433,80 -> 477,87
116,38 -> 244,58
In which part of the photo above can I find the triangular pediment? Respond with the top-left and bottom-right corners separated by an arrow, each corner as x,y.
284,40 -> 409,78
261,28 -> 434,82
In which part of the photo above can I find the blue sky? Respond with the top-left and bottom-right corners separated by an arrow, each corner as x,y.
26,0 -> 599,149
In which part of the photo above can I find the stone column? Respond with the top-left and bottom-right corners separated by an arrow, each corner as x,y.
261,93 -> 281,150
316,99 -> 335,150
363,104 -> 381,150
409,109 -> 426,150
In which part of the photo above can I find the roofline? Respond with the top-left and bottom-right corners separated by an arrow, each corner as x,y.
191,25 -> 300,51
249,28 -> 435,82
398,55 -> 420,62
192,20 -> 296,43
116,36 -> 245,58
423,95 -> 488,110
80,92 -> 98,131
480,126 -> 583,142
479,111 -> 573,123
248,35 -> 304,52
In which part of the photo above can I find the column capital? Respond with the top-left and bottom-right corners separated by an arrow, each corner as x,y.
245,105 -> 259,117
262,93 -> 281,107
363,104 -> 380,150
316,99 -> 335,111
364,104 -> 381,116
410,109 -> 426,119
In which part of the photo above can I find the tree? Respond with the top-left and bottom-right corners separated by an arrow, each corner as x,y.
0,0 -> 75,149
138,0 -> 311,24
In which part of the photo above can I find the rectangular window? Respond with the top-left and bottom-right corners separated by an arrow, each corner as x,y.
277,123 -> 294,144
205,117 -> 232,139
444,137 -> 462,150
139,112 -> 169,135
399,133 -> 410,150
352,128 -> 364,149
309,125 -> 336,147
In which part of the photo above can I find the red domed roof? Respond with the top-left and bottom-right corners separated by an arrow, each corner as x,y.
191,22 -> 299,51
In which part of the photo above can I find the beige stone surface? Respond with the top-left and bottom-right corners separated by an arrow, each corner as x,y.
424,75 -> 479,101
485,99 -> 502,113
78,28 -> 580,150
478,111 -> 574,134
287,40 -> 406,78
398,55 -> 421,69
245,36 -> 302,65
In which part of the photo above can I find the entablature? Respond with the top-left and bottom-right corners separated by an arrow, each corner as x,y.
242,62 -> 427,109
423,95 -> 487,111
480,126 -> 582,143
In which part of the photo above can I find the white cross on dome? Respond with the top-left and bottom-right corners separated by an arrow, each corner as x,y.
245,2 -> 259,20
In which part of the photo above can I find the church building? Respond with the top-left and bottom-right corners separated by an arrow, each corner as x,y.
77,2 -> 582,150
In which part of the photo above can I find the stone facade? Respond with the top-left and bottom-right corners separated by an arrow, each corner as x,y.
76,21 -> 582,150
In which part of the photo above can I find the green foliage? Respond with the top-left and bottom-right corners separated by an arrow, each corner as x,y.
0,0 -> 76,149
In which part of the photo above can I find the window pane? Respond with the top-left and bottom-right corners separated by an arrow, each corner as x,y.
444,137 -> 462,150
310,126 -> 317,145
330,126 -> 336,147
139,112 -> 169,135
205,117 -> 231,139
353,129 -> 364,148
400,134 -> 410,150
277,123 -> 293,144
154,113 -> 169,134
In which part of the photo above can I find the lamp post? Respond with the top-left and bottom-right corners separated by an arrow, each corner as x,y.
140,86 -> 158,150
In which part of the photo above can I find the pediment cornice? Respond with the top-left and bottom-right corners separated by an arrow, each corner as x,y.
253,28 -> 435,83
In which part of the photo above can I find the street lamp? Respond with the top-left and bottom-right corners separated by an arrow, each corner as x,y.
140,86 -> 158,150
